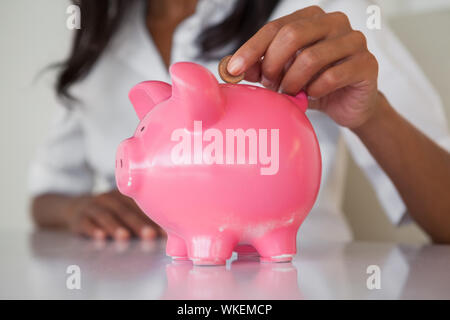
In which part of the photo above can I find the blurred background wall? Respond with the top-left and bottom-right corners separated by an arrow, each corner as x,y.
0,0 -> 71,230
0,1 -> 449,242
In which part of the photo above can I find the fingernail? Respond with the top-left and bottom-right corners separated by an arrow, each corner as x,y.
227,56 -> 244,75
141,226 -> 156,240
93,229 -> 105,240
115,227 -> 129,240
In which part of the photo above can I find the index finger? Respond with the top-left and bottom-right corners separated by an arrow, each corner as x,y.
227,6 -> 325,75
110,190 -> 141,211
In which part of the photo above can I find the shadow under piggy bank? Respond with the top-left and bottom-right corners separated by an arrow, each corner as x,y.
161,255 -> 303,300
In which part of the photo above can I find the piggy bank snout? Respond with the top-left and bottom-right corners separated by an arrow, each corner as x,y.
115,140 -> 136,196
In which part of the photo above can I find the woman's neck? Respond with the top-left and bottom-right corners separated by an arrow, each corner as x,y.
146,0 -> 198,69
147,0 -> 198,24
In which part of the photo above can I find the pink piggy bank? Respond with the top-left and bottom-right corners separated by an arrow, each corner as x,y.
116,62 -> 321,265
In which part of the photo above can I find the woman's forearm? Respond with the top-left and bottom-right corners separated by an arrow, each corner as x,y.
353,92 -> 450,243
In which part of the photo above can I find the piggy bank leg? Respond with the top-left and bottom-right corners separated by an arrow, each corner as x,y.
252,228 -> 297,263
187,235 -> 237,266
166,233 -> 188,261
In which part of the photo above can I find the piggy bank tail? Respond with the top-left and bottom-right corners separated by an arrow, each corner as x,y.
285,91 -> 308,113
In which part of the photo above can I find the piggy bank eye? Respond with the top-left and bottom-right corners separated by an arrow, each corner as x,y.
135,125 -> 145,136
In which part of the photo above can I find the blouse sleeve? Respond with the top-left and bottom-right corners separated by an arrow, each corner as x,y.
28,105 -> 95,196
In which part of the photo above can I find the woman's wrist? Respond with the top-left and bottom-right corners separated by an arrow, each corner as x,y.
351,91 -> 395,140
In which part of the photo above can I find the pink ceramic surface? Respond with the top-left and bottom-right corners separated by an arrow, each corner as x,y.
116,62 -> 321,265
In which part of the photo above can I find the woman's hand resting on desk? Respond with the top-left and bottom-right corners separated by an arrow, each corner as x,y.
227,5 -> 379,129
32,190 -> 166,241
65,190 -> 165,241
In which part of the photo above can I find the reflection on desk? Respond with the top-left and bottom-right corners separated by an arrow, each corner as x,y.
0,230 -> 449,299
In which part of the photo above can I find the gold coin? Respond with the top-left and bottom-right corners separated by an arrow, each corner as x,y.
218,55 -> 245,84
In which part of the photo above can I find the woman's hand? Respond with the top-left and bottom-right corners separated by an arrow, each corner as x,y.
227,5 -> 379,129
226,6 -> 450,242
64,190 -> 165,241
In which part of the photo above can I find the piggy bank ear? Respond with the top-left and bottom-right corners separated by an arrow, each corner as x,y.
170,62 -> 224,130
129,81 -> 172,119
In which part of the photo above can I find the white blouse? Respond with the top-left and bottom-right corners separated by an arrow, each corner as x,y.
28,0 -> 450,242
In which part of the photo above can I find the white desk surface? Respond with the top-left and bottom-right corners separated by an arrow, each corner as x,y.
1,229 -> 449,299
